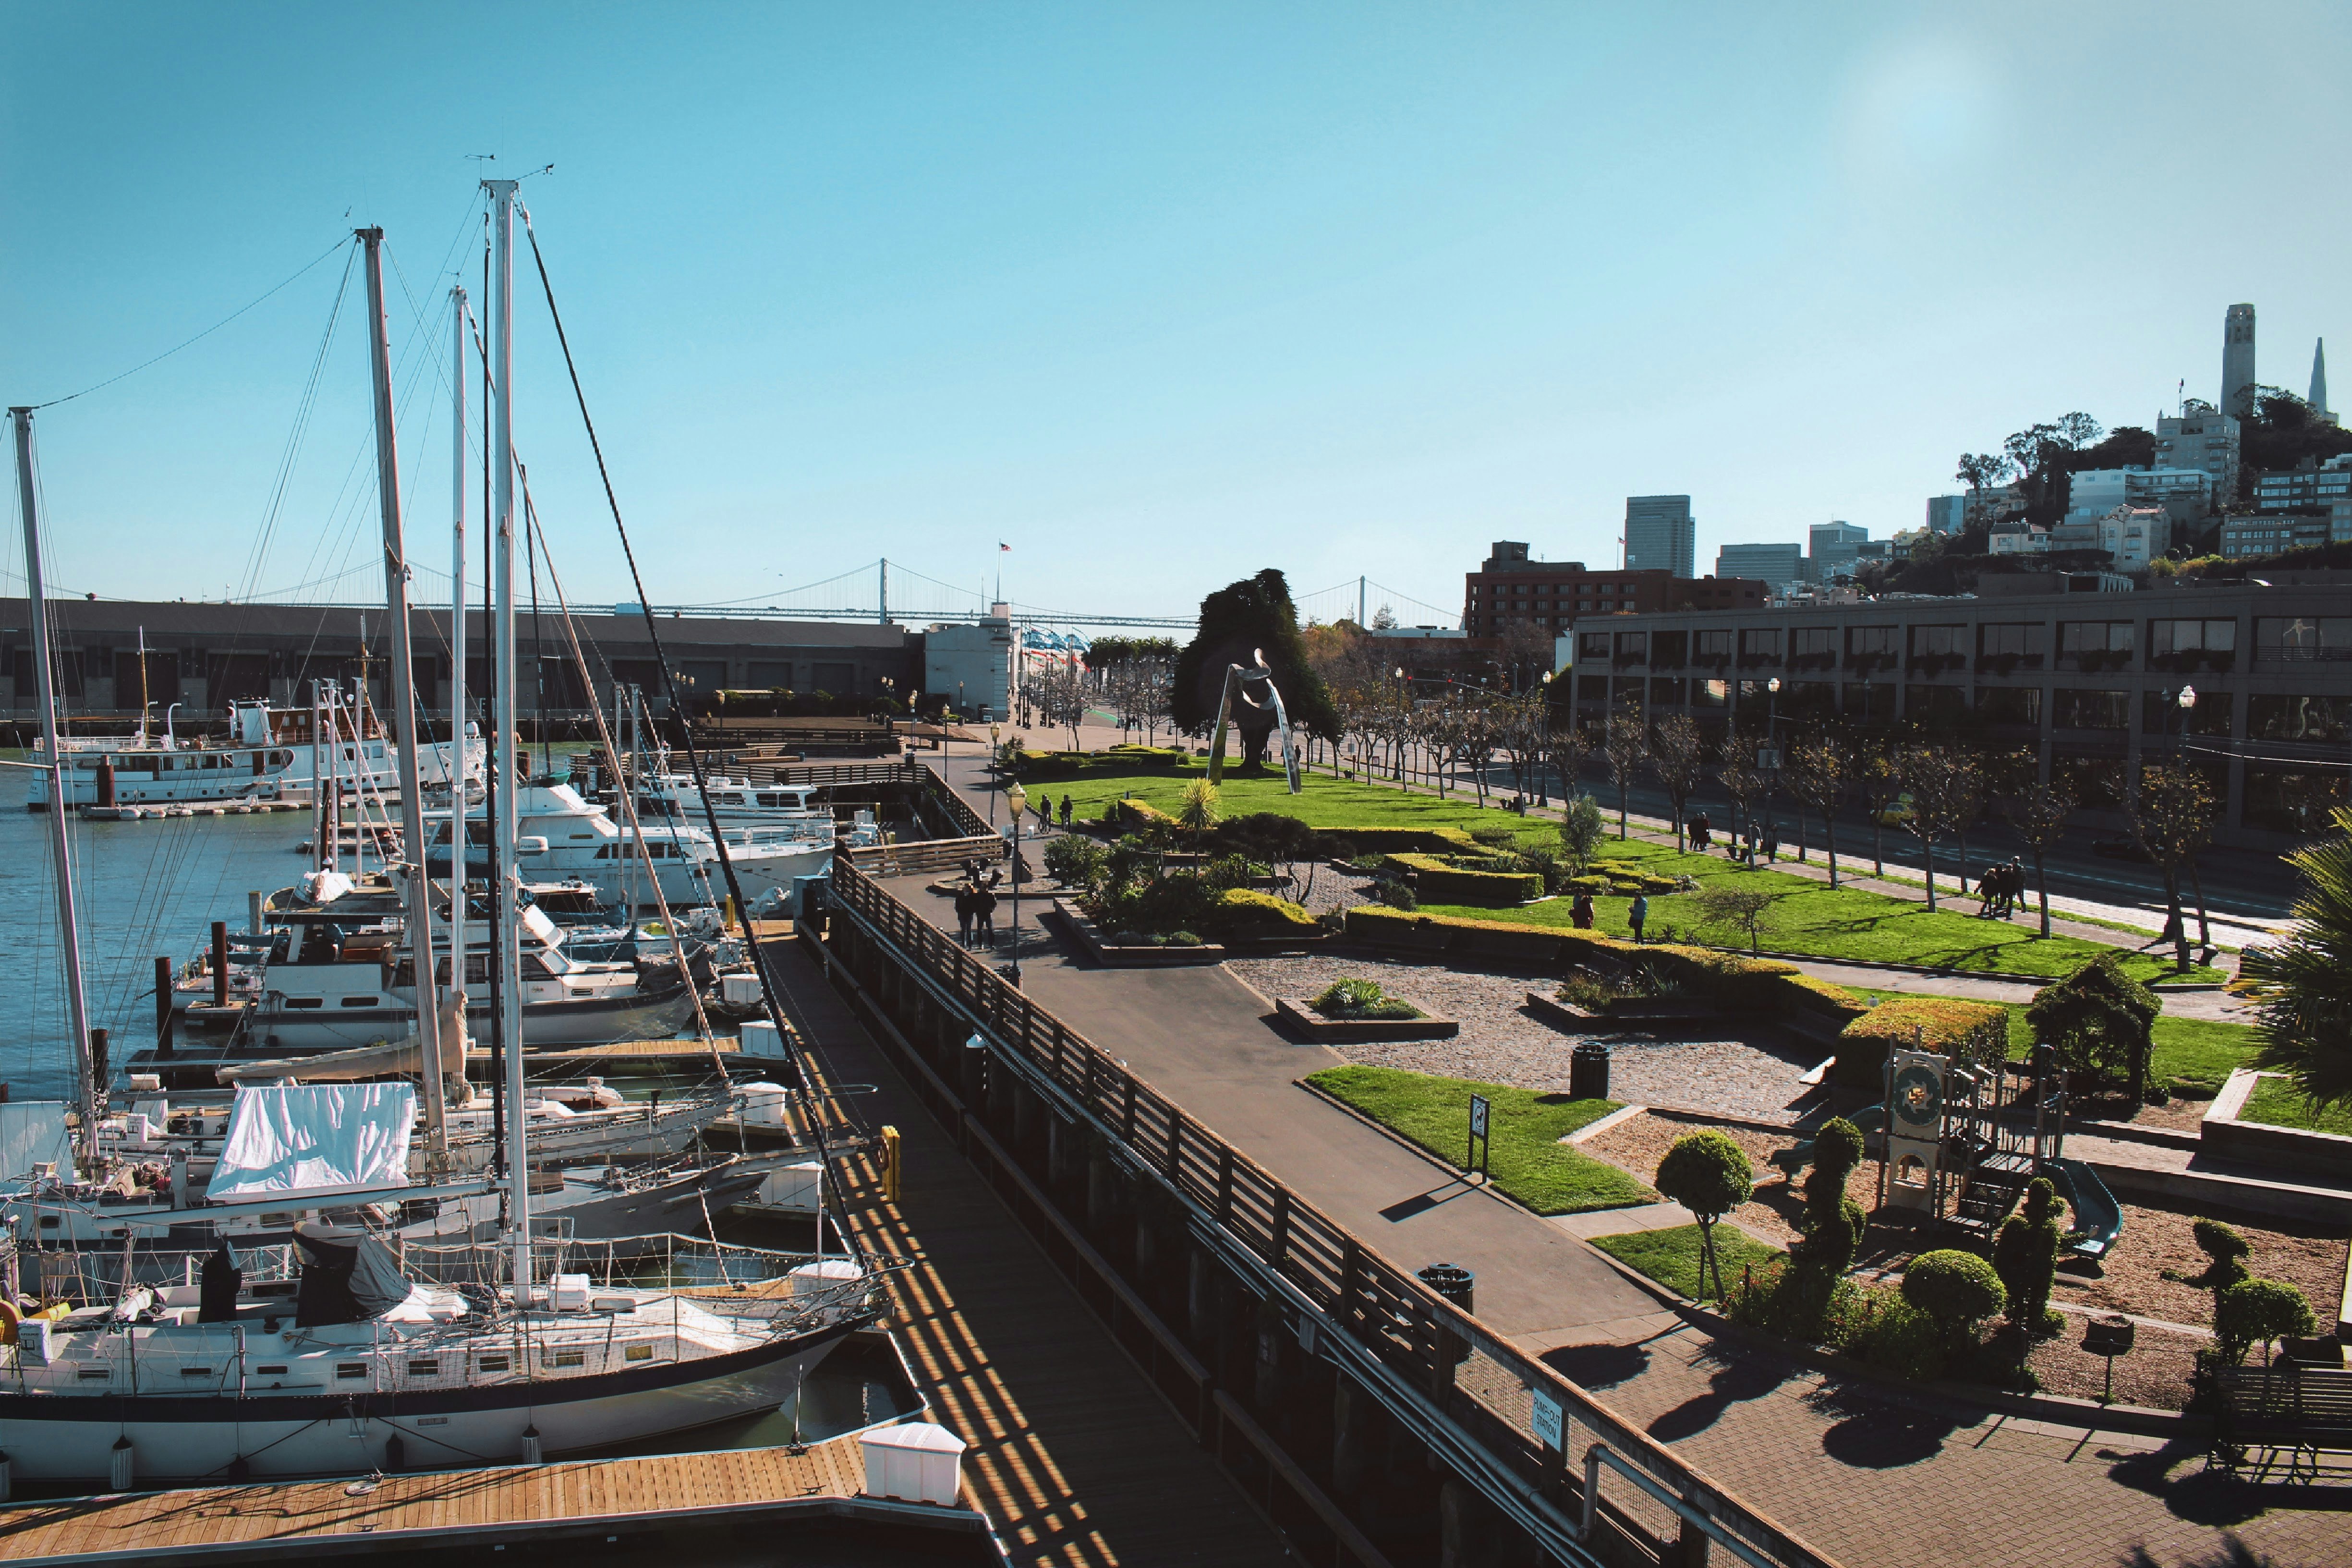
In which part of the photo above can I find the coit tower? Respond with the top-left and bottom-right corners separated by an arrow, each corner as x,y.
2222,303 -> 2256,418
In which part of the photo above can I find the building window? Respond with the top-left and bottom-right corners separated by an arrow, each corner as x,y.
1737,628 -> 1781,666
2149,618 -> 2237,670
2248,693 -> 2350,744
2051,689 -> 2130,729
1693,629 -> 1733,665
1977,687 -> 2042,727
1651,631 -> 1687,668
1613,632 -> 1647,666
2141,690 -> 2232,737
2059,620 -> 2135,670
1905,685 -> 1967,722
1693,678 -> 1729,709
1977,623 -> 2044,668
2243,766 -> 2350,833
1790,628 -> 1835,669
1842,682 -> 1895,722
2254,616 -> 2352,662
1649,677 -> 1686,706
1578,632 -> 1611,663
1576,675 -> 1609,703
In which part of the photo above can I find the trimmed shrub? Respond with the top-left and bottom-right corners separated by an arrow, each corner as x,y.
1043,835 -> 1110,893
1320,825 -> 1484,854
1467,822 -> 1520,848
1212,887 -> 1320,939
1381,851 -> 1544,905
1796,1118 -> 1867,1278
1834,996 -> 2008,1089
2190,1218 -> 2253,1294
1902,1251 -> 2007,1351
1654,1131 -> 1756,1301
1992,1178 -> 2064,1338
2215,1278 -> 2317,1366
2028,953 -> 2160,1100
1850,1290 -> 1948,1382
1111,796 -> 1179,830
1309,976 -> 1423,1020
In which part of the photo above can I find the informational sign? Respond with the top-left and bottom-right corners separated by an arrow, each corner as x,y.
1466,1093 -> 1492,1179
1531,1389 -> 1563,1451
1468,1094 -> 1491,1140
1755,746 -> 1782,771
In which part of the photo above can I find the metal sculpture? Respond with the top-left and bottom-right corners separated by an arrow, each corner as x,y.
1208,648 -> 1303,793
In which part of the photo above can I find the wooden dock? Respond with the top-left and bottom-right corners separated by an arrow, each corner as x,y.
0,1436 -> 994,1565
761,938 -> 1290,1568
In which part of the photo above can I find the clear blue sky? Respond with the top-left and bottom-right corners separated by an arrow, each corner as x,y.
4,2 -> 2346,626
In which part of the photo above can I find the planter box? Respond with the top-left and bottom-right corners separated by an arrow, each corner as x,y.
1050,899 -> 1227,967
2202,1068 -> 2352,1181
1273,996 -> 1458,1043
1600,998 -> 1723,1022
1524,991 -> 1599,1032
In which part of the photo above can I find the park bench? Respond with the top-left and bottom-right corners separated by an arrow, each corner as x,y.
2209,1364 -> 2352,1483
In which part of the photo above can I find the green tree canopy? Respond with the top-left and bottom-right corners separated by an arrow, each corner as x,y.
2247,805 -> 2352,1107
2027,953 -> 2160,1098
1172,569 -> 1342,753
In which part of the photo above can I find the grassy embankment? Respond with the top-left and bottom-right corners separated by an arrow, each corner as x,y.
1591,1223 -> 1786,1304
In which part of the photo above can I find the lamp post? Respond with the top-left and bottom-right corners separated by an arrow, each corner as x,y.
1004,780 -> 1027,986
1538,669 -> 1555,806
1765,677 -> 1783,859
2173,684 -> 2198,761
989,723 -> 1001,826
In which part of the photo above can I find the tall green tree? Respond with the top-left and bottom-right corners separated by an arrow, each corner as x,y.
1171,570 -> 1341,764
2246,805 -> 2352,1108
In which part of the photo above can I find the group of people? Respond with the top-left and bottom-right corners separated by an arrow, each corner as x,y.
1971,858 -> 2030,918
1566,889 -> 1650,942
952,870 -> 1002,948
1685,811 -> 1778,865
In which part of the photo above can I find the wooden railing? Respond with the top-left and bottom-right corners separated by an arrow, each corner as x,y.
829,859 -> 1837,1568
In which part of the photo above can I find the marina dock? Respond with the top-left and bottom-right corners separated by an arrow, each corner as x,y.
0,1436 -> 996,1565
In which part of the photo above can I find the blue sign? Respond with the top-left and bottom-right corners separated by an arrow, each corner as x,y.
1531,1389 -> 1562,1450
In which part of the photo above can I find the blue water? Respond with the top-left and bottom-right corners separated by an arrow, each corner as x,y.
0,802 -> 303,1101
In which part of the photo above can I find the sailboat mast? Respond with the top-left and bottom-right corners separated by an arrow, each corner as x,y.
11,406 -> 99,1167
486,178 -> 532,1297
359,227 -> 449,1168
449,282 -> 469,1040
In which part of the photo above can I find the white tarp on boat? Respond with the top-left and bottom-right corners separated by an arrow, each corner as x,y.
0,1103 -> 73,1181
209,1083 -> 416,1200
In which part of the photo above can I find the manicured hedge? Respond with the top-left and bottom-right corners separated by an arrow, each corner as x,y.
1214,887 -> 1321,937
1017,746 -> 1192,780
1110,796 -> 1180,829
1833,996 -> 2008,1088
1341,907 -> 1871,1024
1381,851 -> 1544,906
1324,826 -> 1484,854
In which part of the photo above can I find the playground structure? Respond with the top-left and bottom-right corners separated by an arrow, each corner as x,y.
1206,650 -> 1303,794
1870,1039 -> 2123,1261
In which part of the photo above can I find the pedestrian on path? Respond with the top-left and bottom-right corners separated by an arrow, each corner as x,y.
1742,824 -> 1758,866
954,883 -> 976,947
1690,812 -> 1711,853
1761,822 -> 1779,863
973,885 -> 998,948
1571,891 -> 1595,930
1628,893 -> 1649,943
1060,794 -> 1073,827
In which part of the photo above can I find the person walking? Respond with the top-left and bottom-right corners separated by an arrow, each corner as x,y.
1060,794 -> 1073,828
1690,812 -> 1711,854
1628,892 -> 1649,944
1570,891 -> 1595,930
954,883 -> 976,947
973,884 -> 998,948
1742,824 -> 1759,866
1761,822 -> 1779,864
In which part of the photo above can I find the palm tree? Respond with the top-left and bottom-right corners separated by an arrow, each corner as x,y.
1177,777 -> 1221,858
2247,806 -> 2352,1108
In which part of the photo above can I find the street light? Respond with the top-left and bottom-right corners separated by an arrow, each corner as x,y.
1764,677 -> 1783,862
2174,684 -> 2198,761
1003,780 -> 1028,986
989,723 -> 1001,826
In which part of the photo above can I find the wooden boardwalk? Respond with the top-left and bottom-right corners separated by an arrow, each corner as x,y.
759,937 -> 1290,1568
0,1437 -> 990,1564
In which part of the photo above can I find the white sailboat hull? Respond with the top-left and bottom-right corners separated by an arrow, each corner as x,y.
0,1321 -> 852,1483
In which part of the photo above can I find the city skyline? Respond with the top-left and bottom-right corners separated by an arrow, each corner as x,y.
5,3 -> 2348,620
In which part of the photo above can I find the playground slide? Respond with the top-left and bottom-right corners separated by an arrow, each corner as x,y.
2047,1158 -> 2123,1260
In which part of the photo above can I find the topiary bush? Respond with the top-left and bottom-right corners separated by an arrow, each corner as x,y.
2027,952 -> 2161,1102
1901,1250 -> 2007,1353
1992,1178 -> 2065,1340
1848,1288 -> 1948,1382
2190,1218 -> 2252,1291
2215,1278 -> 2316,1366
1654,1131 -> 1756,1301
1796,1117 -> 1867,1278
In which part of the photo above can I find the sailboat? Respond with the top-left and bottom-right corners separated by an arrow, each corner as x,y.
0,211 -> 877,1483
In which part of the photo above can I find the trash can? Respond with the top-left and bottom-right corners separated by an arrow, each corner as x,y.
1570,1040 -> 1612,1102
1417,1263 -> 1475,1313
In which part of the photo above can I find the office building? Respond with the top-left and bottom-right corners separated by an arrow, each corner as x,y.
2063,468 -> 2212,529
1989,522 -> 2051,556
2155,409 -> 2242,508
2096,505 -> 2172,571
1562,576 -> 2352,845
1462,543 -> 1762,639
1925,495 -> 1969,535
1715,543 -> 1804,585
1624,495 -> 1696,577
2220,513 -> 2347,559
2223,303 -> 2257,419
1808,521 -> 1870,583
2252,461 -> 2352,513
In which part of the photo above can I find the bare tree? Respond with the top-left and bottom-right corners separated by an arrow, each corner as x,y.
1601,701 -> 1648,839
1899,747 -> 1981,912
2001,773 -> 2076,939
1649,714 -> 1708,851
1027,662 -> 1091,751
1545,711 -> 1593,812
1857,753 -> 1903,876
1692,883 -> 1778,955
1496,689 -> 1549,807
1497,619 -> 1557,692
1715,747 -> 1769,861
2131,764 -> 2219,971
1782,735 -> 1852,887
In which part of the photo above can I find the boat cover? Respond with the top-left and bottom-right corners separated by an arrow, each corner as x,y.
209,1083 -> 416,1200
0,1102 -> 73,1181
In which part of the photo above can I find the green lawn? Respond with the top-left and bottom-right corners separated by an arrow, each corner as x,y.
1051,762 -> 2219,984
1421,834 -> 2217,985
1591,1222 -> 1786,1304
2240,1075 -> 2352,1136
1303,1064 -> 1651,1215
